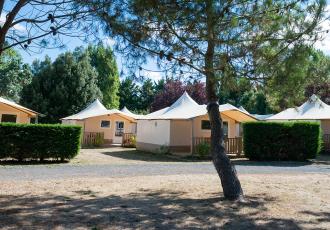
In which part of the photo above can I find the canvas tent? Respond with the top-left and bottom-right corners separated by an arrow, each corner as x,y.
267,94 -> 330,136
0,97 -> 38,124
62,99 -> 138,145
136,92 -> 256,155
267,94 -> 330,151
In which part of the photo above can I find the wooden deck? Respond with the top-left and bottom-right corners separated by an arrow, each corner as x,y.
82,132 -> 104,147
193,136 -> 243,157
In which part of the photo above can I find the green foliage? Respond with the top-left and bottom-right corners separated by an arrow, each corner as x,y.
0,48 -> 32,102
266,46 -> 330,111
88,43 -> 120,109
0,123 -> 82,161
118,77 -> 140,111
195,142 -> 210,158
21,52 -> 102,123
118,77 -> 165,113
139,78 -> 155,112
240,90 -> 273,115
243,122 -> 322,161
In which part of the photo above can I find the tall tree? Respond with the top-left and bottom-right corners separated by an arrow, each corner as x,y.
139,78 -> 155,112
118,77 -> 140,111
88,43 -> 120,109
0,48 -> 32,101
266,46 -> 330,111
88,0 -> 326,200
21,51 -> 101,123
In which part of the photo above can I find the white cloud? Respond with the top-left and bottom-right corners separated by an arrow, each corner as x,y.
314,20 -> 330,54
102,37 -> 115,46
0,14 -> 26,32
145,71 -> 163,81
314,5 -> 330,54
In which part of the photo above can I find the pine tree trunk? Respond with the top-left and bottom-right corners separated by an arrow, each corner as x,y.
205,0 -> 244,201
207,101 -> 244,200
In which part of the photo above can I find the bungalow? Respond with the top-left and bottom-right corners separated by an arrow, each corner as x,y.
136,92 -> 257,155
267,94 -> 330,134
267,94 -> 330,150
61,99 -> 138,145
0,97 -> 38,124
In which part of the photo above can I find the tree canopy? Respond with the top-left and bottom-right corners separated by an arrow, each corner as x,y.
88,43 -> 120,109
0,48 -> 32,102
21,51 -> 101,123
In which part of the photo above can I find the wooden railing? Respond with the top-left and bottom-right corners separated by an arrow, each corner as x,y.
82,132 -> 104,147
324,134 -> 330,152
193,136 -> 243,157
122,133 -> 136,147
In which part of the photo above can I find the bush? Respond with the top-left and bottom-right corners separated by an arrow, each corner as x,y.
243,122 -> 322,161
0,123 -> 82,161
195,142 -> 211,158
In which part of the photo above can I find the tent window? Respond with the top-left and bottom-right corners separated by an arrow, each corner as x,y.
101,120 -> 110,128
201,120 -> 211,130
1,114 -> 17,123
115,121 -> 124,136
223,121 -> 228,137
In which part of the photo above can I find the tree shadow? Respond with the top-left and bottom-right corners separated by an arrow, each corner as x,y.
232,160 -> 312,167
0,189 -> 324,229
0,159 -> 69,166
100,150 -> 198,162
310,154 -> 330,165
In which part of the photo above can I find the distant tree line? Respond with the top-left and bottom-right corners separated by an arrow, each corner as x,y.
1,44 -> 330,123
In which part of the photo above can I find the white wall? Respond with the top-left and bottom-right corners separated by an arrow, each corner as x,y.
137,120 -> 170,145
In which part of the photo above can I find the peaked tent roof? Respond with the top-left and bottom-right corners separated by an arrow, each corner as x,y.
253,114 -> 274,120
238,106 -> 249,114
120,106 -> 144,119
267,94 -> 330,120
62,99 -> 136,121
141,92 -> 256,122
0,97 -> 38,116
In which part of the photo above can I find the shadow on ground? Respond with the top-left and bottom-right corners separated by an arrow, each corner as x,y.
100,150 -> 208,162
0,190 -> 327,229
0,159 -> 69,166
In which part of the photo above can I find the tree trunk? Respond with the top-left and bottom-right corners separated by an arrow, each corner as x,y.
205,0 -> 244,201
207,101 -> 244,200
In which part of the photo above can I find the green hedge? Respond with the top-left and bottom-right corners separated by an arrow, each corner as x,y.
243,122 -> 322,161
0,123 -> 82,161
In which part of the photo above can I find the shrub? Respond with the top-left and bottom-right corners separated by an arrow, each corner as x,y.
243,122 -> 322,161
0,123 -> 82,161
195,142 -> 211,158
129,135 -> 137,147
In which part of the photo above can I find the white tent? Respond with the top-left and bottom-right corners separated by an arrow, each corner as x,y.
120,106 -> 144,119
141,92 -> 255,121
267,94 -> 330,120
62,99 -> 136,121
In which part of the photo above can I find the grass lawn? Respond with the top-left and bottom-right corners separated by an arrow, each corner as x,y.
0,173 -> 329,229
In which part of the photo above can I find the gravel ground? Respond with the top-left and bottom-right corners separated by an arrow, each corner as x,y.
0,148 -> 329,229
0,174 -> 329,229
0,148 -> 329,181
0,162 -> 330,181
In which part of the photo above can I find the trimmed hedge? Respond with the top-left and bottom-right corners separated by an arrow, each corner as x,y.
0,123 -> 82,161
243,122 -> 322,161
